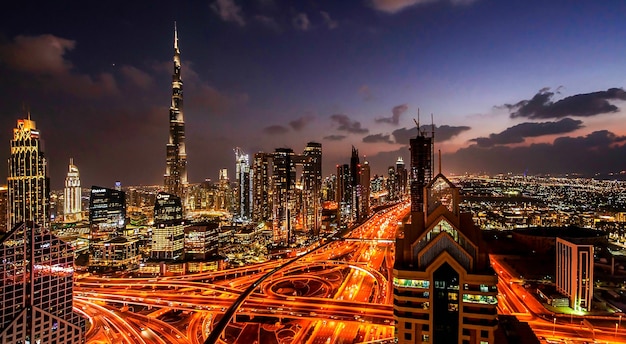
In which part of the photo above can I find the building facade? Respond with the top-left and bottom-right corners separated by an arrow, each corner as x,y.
409,126 -> 433,213
89,186 -> 126,240
7,116 -> 50,229
164,23 -> 188,199
394,174 -> 498,343
0,222 -> 86,343
63,158 -> 82,222
184,222 -> 219,260
235,147 -> 252,221
152,192 -> 184,260
556,237 -> 593,311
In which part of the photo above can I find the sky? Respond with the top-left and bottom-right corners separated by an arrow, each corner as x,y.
1,0 -> 626,189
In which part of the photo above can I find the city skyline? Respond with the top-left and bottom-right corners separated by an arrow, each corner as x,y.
1,0 -> 626,189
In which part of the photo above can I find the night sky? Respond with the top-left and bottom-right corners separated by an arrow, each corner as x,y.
1,0 -> 626,189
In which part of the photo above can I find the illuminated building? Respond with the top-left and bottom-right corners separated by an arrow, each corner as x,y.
336,163 -> 351,222
252,152 -> 272,223
63,158 -> 82,222
184,222 -> 219,260
395,125 -> 497,343
152,192 -> 184,260
7,115 -> 50,229
217,168 -> 233,212
409,124 -> 433,213
394,173 -> 498,343
89,236 -> 140,270
360,160 -> 370,219
0,186 -> 7,233
88,186 -> 126,240
396,156 -> 408,196
302,142 -> 322,235
350,146 -> 361,221
252,144 -> 323,243
272,148 -> 296,245
556,237 -> 593,311
0,222 -> 85,343
235,147 -> 252,221
164,23 -> 188,199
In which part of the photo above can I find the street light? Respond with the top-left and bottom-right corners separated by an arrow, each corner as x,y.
553,317 -> 556,335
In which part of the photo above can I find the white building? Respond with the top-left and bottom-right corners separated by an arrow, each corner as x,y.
556,237 -> 593,311
64,158 -> 82,222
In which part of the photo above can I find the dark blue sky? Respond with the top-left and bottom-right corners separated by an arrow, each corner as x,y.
1,0 -> 626,189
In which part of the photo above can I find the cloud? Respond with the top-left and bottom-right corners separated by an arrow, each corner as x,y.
330,114 -> 369,134
320,11 -> 338,29
324,134 -> 347,141
211,0 -> 246,26
446,130 -> 626,176
0,34 -> 119,98
0,34 -> 75,75
376,104 -> 407,125
363,133 -> 394,144
255,15 -> 281,31
470,118 -> 584,147
358,85 -> 374,101
368,0 -> 476,14
263,125 -> 289,135
392,124 -> 470,144
293,13 -> 311,31
289,114 -> 315,131
505,87 -> 626,119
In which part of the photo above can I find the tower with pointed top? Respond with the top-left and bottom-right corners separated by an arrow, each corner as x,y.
164,22 -> 188,199
64,158 -> 82,222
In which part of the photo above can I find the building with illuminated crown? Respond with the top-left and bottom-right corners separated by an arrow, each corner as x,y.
164,23 -> 187,199
63,158 -> 82,222
7,115 -> 50,229
0,222 -> 86,343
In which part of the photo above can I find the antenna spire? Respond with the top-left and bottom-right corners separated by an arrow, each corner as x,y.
174,21 -> 179,52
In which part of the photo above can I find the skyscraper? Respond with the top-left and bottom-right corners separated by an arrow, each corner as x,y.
64,158 -> 82,222
409,125 -> 433,213
302,142 -> 322,235
164,23 -> 187,199
235,147 -> 252,221
0,222 -> 86,343
272,148 -> 296,244
394,173 -> 498,343
8,115 -> 50,230
359,159 -> 370,220
152,192 -> 184,260
395,122 -> 497,343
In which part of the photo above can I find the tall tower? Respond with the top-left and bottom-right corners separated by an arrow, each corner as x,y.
303,142 -> 322,234
164,22 -> 188,199
409,122 -> 433,213
359,159 -> 370,220
394,173 -> 498,344
7,115 -> 50,229
64,158 -> 82,222
235,147 -> 252,221
350,146 -> 361,222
